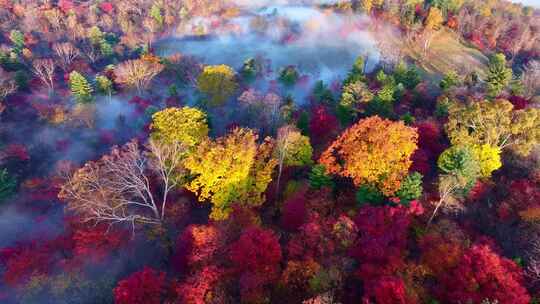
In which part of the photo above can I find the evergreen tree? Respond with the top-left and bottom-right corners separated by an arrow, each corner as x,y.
9,30 -> 24,54
486,53 -> 512,98
69,71 -> 94,103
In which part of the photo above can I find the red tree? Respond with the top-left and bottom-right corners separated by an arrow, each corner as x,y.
69,221 -> 128,263
0,241 -> 55,287
437,244 -> 530,304
176,266 -> 223,304
349,205 -> 413,280
174,224 -> 220,272
229,227 -> 282,302
286,213 -> 336,261
309,105 -> 338,143
281,192 -> 308,231
114,267 -> 166,304
362,276 -> 414,304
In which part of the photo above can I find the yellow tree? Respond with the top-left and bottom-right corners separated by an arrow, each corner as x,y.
184,128 -> 277,220
150,107 -> 209,147
196,64 -> 238,107
319,116 -> 418,196
425,7 -> 444,31
445,99 -> 540,157
472,144 -> 502,178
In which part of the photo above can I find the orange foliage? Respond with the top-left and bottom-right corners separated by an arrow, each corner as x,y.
319,116 -> 418,196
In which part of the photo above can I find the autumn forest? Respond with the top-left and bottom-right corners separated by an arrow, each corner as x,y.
0,0 -> 539,303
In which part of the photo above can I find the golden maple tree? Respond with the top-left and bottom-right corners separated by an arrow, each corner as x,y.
319,116 -> 418,196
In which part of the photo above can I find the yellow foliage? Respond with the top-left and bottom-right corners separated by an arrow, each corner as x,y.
472,144 -> 502,178
446,99 -> 540,157
184,128 -> 277,220
150,106 -> 209,147
425,7 -> 444,31
196,64 -> 237,107
319,116 -> 418,196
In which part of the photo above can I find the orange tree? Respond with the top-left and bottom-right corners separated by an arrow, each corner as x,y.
319,116 -> 418,196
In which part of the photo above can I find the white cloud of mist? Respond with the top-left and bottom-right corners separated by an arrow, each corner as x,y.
158,4 -> 381,103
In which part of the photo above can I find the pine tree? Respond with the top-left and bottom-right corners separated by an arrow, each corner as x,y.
486,53 -> 512,98
9,30 -> 24,54
69,71 -> 94,103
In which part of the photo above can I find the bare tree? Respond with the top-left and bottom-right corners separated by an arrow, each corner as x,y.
522,60 -> 540,99
114,59 -> 164,94
53,42 -> 79,71
419,29 -> 436,58
59,139 -> 186,232
32,58 -> 56,92
275,125 -> 312,195
0,68 -> 17,101
80,40 -> 101,64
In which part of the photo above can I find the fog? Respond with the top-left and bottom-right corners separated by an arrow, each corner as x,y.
157,5 -> 381,102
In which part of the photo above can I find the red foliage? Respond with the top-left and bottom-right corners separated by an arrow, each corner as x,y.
114,267 -> 166,304
230,227 -> 281,275
414,121 -> 444,158
287,213 -> 336,260
2,143 -> 30,161
69,221 -> 129,263
309,105 -> 338,143
58,0 -> 74,13
410,148 -> 431,176
497,179 -> 540,221
418,224 -> 466,276
467,180 -> 494,202
362,276 -> 414,304
99,2 -> 114,14
174,224 -> 220,272
129,96 -> 152,114
230,227 -> 282,302
437,244 -> 530,304
508,95 -> 529,110
176,265 -> 223,304
349,205 -> 414,280
0,241 -> 55,287
281,192 -> 308,231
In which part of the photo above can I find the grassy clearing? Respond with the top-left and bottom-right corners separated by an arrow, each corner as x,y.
374,26 -> 488,79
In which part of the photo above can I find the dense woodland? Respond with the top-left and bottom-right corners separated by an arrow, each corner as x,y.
0,0 -> 539,303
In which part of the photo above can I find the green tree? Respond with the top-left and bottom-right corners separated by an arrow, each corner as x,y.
440,71 -> 460,91
395,172 -> 423,203
150,3 -> 164,27
344,56 -> 366,85
308,164 -> 334,190
69,71 -> 94,103
0,168 -> 16,203
95,75 -> 114,97
9,30 -> 24,54
275,125 -> 313,193
279,66 -> 300,87
356,184 -> 384,206
197,65 -> 237,107
394,61 -> 421,90
486,53 -> 512,98
430,145 -> 481,224
340,80 -> 374,110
